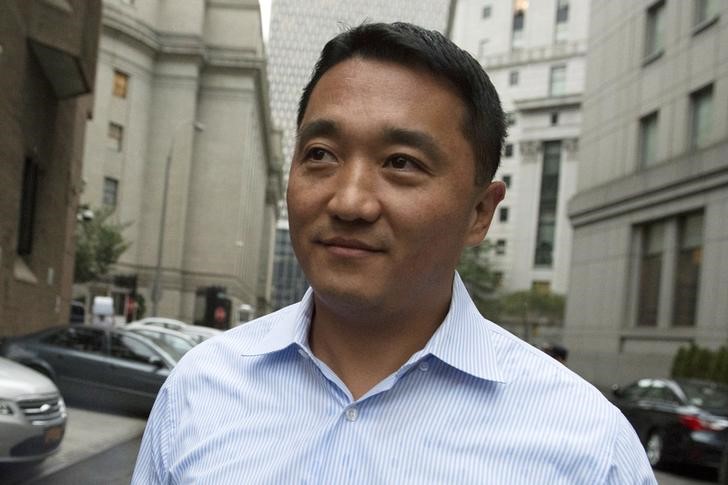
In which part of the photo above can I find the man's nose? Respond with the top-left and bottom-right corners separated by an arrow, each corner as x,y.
326,162 -> 381,223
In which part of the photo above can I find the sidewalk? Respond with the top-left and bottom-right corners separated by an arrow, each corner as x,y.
3,407 -> 147,484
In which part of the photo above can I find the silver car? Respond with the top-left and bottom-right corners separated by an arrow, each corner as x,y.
0,357 -> 66,462
128,317 -> 221,344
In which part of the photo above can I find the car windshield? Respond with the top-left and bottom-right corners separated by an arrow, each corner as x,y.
680,381 -> 728,409
133,330 -> 193,362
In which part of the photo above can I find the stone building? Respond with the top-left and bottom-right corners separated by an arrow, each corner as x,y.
80,0 -> 283,323
450,0 -> 590,297
0,0 -> 101,336
565,0 -> 728,386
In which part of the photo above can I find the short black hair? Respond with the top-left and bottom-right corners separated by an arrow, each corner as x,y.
297,22 -> 506,185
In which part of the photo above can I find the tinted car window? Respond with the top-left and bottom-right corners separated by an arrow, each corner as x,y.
643,384 -> 679,403
110,334 -> 159,364
41,327 -> 105,354
680,381 -> 728,408
620,382 -> 649,401
135,330 -> 190,361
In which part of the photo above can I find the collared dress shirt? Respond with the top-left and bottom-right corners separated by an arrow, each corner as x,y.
132,274 -> 656,484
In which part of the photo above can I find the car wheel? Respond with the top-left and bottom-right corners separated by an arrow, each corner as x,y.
645,430 -> 665,468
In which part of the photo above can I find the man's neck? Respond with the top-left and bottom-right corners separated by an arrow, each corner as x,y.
308,292 -> 451,400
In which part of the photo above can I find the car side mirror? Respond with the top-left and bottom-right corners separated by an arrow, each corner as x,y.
148,356 -> 164,368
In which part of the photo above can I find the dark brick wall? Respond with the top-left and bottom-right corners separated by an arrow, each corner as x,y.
0,1 -> 100,337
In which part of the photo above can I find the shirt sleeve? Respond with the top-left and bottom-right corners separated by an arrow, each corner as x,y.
131,384 -> 172,485
604,414 -> 657,485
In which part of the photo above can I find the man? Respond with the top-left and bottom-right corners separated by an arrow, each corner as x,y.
133,23 -> 656,484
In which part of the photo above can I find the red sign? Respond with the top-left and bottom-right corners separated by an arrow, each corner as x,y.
214,306 -> 227,323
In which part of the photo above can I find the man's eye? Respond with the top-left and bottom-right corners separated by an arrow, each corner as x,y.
305,147 -> 334,162
385,155 -> 419,170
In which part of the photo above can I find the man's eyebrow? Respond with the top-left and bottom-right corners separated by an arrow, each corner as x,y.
295,119 -> 338,150
381,127 -> 445,162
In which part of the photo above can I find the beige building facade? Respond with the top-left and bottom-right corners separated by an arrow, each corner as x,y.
450,0 -> 590,297
0,0 -> 101,336
565,0 -> 728,386
81,0 -> 282,323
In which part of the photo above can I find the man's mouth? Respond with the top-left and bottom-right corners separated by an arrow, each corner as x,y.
318,237 -> 384,256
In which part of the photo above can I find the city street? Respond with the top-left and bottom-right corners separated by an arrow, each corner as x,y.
29,436 -> 141,485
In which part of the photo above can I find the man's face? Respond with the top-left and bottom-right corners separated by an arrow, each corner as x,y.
287,57 -> 503,316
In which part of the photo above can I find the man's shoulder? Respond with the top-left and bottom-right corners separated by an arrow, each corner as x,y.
482,318 -> 616,415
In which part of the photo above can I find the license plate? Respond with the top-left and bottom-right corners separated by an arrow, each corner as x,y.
44,426 -> 63,446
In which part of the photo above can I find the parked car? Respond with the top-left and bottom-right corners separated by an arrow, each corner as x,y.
124,324 -> 197,362
128,317 -> 221,344
0,356 -> 67,463
611,378 -> 728,469
0,326 -> 179,413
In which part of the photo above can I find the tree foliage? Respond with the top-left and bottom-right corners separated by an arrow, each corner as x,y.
500,289 -> 566,326
74,207 -> 131,283
457,243 -> 500,313
672,344 -> 728,385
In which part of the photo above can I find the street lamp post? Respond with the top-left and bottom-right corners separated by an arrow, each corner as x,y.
150,120 -> 205,316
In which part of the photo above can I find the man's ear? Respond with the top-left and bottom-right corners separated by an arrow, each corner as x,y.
464,180 -> 506,247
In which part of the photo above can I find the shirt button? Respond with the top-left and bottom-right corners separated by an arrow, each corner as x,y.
419,361 -> 430,372
345,407 -> 359,422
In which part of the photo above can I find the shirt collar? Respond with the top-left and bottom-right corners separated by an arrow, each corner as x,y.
241,287 -> 314,356
242,273 -> 507,384
421,273 -> 506,383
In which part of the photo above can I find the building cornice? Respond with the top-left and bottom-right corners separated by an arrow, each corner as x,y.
568,140 -> 728,227
481,40 -> 587,70
514,93 -> 581,113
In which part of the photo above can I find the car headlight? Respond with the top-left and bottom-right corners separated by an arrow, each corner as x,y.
0,399 -> 15,416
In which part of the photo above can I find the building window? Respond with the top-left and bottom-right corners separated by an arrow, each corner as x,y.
639,111 -> 659,167
496,239 -> 506,255
482,5 -> 492,18
637,221 -> 664,326
17,158 -> 39,256
555,0 -> 569,42
503,174 -> 512,188
532,280 -> 551,295
493,272 -> 504,288
645,1 -> 665,60
550,112 -> 559,125
505,112 -> 516,126
504,143 -> 514,157
690,84 -> 713,150
635,211 -> 704,327
512,0 -> 527,48
113,70 -> 129,98
673,212 -> 703,326
103,177 -> 119,208
549,65 -> 566,96
694,0 -> 718,27
499,207 -> 509,223
534,141 -> 561,267
108,123 -> 124,151
478,39 -> 489,59
509,70 -> 519,86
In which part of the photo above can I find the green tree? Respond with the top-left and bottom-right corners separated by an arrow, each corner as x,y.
499,289 -> 566,342
74,207 -> 131,283
457,243 -> 500,314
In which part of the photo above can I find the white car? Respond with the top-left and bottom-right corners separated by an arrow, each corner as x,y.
124,324 -> 197,362
128,318 -> 221,345
0,357 -> 67,462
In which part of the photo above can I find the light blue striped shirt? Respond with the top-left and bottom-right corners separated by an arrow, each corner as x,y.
133,274 -> 656,484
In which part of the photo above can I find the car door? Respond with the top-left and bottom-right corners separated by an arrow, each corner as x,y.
105,332 -> 170,409
34,327 -> 109,398
615,380 -> 652,439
